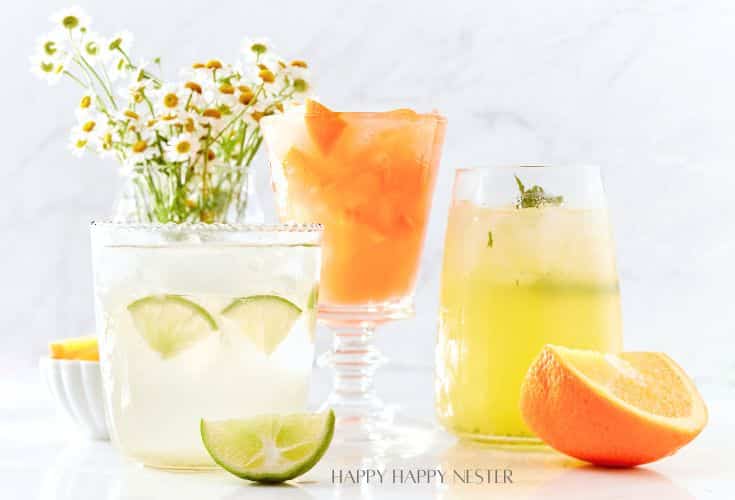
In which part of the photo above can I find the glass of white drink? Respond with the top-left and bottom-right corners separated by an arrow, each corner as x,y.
90,222 -> 322,469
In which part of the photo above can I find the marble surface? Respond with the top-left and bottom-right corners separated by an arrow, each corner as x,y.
2,2 -> 735,497
3,0 -> 735,385
2,366 -> 734,499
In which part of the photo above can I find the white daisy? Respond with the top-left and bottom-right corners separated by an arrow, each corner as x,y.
165,133 -> 200,163
128,137 -> 157,163
81,31 -> 108,63
50,6 -> 91,32
94,126 -> 117,160
242,37 -> 272,62
29,53 -> 65,85
106,31 -> 134,56
114,107 -> 146,128
35,29 -> 70,63
68,125 -> 91,157
108,56 -> 133,83
152,83 -> 185,115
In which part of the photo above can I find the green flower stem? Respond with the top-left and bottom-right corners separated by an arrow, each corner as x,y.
62,70 -> 89,88
76,54 -> 117,110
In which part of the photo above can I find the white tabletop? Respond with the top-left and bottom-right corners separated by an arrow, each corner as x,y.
2,366 -> 733,499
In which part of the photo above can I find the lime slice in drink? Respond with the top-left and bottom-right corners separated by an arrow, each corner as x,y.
127,295 -> 218,359
221,295 -> 302,355
201,410 -> 335,483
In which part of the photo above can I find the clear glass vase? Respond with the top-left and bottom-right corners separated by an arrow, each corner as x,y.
113,162 -> 264,224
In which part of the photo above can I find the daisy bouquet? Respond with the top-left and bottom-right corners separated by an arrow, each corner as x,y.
31,6 -> 311,223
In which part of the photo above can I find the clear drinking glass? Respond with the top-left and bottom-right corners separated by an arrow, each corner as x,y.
90,222 -> 322,468
436,166 -> 622,443
261,107 -> 446,443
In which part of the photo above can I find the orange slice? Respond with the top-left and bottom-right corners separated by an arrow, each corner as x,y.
304,99 -> 346,154
49,336 -> 99,361
520,345 -> 707,467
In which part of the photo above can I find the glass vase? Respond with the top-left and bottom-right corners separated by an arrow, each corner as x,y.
113,162 -> 264,224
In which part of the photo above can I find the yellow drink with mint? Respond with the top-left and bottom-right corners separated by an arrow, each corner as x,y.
436,196 -> 622,441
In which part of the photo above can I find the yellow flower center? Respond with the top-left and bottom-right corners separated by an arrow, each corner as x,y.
75,139 -> 87,148
85,41 -> 99,56
82,121 -> 96,133
192,62 -> 206,69
206,60 -> 223,70
44,41 -> 57,56
185,81 -> 202,94
80,95 -> 92,108
184,117 -> 195,133
62,15 -> 79,30
202,108 -> 221,119
108,38 -> 123,50
258,69 -> 275,84
124,110 -> 139,120
40,61 -> 54,73
176,141 -> 191,154
219,84 -> 234,95
163,93 -> 179,108
250,43 -> 267,54
291,60 -> 308,68
293,78 -> 308,92
132,140 -> 147,153
238,92 -> 254,106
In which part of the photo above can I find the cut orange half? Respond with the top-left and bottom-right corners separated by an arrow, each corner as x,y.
304,99 -> 346,154
520,345 -> 707,467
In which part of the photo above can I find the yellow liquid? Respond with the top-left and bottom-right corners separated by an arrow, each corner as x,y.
436,202 -> 622,440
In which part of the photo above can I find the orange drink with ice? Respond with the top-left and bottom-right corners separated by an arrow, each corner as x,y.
262,100 -> 446,306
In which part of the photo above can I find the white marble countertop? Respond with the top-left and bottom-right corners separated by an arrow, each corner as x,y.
2,365 -> 733,499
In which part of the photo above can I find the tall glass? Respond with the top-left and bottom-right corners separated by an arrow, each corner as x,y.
436,166 -> 622,443
90,222 -> 322,468
262,107 -> 446,441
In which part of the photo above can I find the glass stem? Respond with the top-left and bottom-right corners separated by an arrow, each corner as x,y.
320,322 -> 388,420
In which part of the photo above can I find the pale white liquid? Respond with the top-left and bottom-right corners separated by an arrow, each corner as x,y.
92,242 -> 319,468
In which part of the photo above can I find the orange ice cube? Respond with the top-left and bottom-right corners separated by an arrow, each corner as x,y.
304,99 -> 346,154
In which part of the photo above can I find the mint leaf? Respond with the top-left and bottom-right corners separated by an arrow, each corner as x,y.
487,231 -> 493,248
514,175 -> 563,208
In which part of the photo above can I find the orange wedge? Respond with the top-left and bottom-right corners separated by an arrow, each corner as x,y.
304,99 -> 346,154
49,336 -> 99,361
520,345 -> 707,467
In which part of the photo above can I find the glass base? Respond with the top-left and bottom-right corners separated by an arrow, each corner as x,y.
455,432 -> 545,447
318,298 -> 417,447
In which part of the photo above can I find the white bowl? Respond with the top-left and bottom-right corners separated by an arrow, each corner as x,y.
39,357 -> 109,440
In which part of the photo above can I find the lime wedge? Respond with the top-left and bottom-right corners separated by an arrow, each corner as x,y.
222,295 -> 302,355
127,295 -> 217,358
201,410 -> 334,483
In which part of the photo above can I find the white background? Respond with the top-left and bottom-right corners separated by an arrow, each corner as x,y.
2,0 -> 735,390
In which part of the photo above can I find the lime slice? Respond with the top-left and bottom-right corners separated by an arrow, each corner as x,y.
222,295 -> 302,355
306,285 -> 319,341
127,295 -> 217,358
201,410 -> 335,483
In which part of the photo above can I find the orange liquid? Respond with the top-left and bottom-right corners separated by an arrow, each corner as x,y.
263,108 -> 446,305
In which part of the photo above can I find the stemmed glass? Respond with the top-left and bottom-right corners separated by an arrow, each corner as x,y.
262,105 -> 446,444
